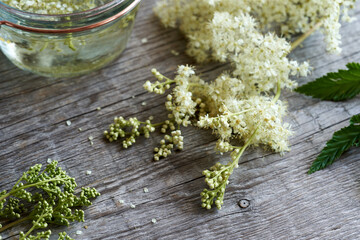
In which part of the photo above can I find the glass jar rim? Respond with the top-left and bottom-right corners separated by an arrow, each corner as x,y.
0,0 -> 141,33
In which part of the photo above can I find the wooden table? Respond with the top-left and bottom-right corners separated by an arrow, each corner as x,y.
1,1 -> 360,239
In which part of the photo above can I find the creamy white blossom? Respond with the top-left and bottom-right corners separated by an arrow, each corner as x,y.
154,0 -> 355,55
198,96 -> 292,152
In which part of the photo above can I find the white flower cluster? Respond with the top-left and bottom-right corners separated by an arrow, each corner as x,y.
155,5 -> 311,95
146,65 -> 203,126
145,12 -> 298,154
198,96 -> 292,153
121,0 -> 359,210
154,0 -> 355,55
149,65 -> 292,154
250,0 -> 356,54
211,12 -> 310,95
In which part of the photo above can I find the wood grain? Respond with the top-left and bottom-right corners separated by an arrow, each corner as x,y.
1,1 -> 360,239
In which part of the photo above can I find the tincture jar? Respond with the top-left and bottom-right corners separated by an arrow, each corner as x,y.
0,0 -> 141,77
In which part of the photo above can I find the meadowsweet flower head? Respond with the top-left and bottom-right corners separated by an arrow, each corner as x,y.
154,0 -> 354,56
106,0 -> 357,210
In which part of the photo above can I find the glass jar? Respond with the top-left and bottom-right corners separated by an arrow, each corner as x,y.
0,0 -> 141,77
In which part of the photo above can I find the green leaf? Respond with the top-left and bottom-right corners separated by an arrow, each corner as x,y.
308,123 -> 360,174
295,62 -> 360,101
350,114 -> 360,125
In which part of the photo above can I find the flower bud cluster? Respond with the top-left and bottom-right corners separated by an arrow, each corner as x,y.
19,199 -> 54,233
0,198 -> 24,218
58,231 -> 74,240
160,119 -> 176,133
0,161 -> 99,239
154,130 -> 184,161
104,116 -> 156,149
171,130 -> 184,150
12,183 -> 32,202
143,69 -> 174,94
200,148 -> 242,209
215,140 -> 234,153
78,187 -> 101,206
200,162 -> 232,210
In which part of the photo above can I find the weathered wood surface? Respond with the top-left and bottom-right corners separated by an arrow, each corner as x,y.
1,1 -> 360,239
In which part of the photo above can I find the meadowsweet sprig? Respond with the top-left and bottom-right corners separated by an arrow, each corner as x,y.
107,65 -> 203,160
0,161 -> 76,205
201,128 -> 258,210
104,0 -> 356,210
149,0 -> 350,210
0,161 -> 100,240
107,64 -> 291,209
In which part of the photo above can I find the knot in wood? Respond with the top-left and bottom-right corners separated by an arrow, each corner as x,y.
238,199 -> 250,209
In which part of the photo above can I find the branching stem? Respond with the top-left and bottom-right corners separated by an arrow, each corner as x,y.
0,177 -> 72,202
22,211 -> 46,238
272,80 -> 282,103
231,127 -> 259,168
291,21 -> 323,52
0,216 -> 31,233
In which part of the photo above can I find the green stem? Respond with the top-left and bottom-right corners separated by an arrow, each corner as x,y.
188,83 -> 203,88
290,21 -> 323,52
207,127 -> 259,204
39,42 -> 48,52
216,128 -> 259,181
272,80 -> 282,103
0,177 -> 72,202
211,109 -> 254,120
22,214 -> 42,239
231,127 -> 259,169
158,79 -> 176,87
138,121 -> 165,128
0,216 -> 31,233
275,15 -> 316,103
11,175 -> 25,193
0,192 -> 11,202
151,122 -> 166,127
